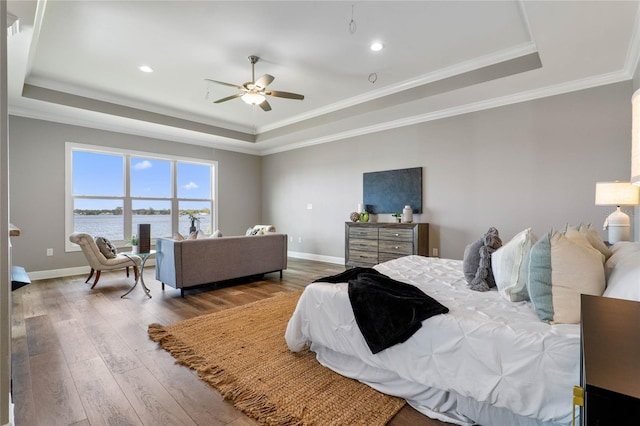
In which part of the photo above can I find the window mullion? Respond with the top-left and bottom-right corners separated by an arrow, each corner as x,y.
124,154 -> 132,240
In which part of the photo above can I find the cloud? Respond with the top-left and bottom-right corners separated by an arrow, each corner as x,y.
183,181 -> 199,190
133,160 -> 153,170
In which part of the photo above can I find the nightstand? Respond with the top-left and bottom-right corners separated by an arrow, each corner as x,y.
580,295 -> 640,425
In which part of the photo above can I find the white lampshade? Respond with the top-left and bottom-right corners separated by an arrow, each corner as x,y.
633,89 -> 640,186
595,181 -> 640,206
241,92 -> 266,105
595,181 -> 640,243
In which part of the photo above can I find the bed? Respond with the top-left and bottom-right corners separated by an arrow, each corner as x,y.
285,234 -> 640,426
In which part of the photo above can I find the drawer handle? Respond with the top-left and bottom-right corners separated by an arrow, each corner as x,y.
393,233 -> 399,237
394,246 -> 400,249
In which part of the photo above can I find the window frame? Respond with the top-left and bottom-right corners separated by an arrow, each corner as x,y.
65,141 -> 217,252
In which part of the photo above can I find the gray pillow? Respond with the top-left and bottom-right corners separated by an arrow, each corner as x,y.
95,236 -> 117,259
462,227 -> 502,292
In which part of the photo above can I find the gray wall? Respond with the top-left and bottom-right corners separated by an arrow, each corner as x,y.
262,81 -> 634,260
8,80 -> 636,273
8,116 -> 262,273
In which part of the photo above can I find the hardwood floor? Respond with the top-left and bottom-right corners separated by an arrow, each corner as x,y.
11,258 -> 448,426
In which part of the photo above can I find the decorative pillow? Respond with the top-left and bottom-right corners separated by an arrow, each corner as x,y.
95,236 -> 117,259
188,231 -> 198,239
578,224 -> 611,260
173,232 -> 185,241
245,227 -> 254,236
462,227 -> 502,292
492,228 -> 537,302
527,230 -> 605,324
210,229 -> 223,238
565,228 -> 605,264
603,242 -> 640,301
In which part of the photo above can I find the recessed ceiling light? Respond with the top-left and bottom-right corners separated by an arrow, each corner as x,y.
370,42 -> 384,52
139,65 -> 154,73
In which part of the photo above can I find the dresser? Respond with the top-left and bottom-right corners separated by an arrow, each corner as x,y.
580,294 -> 640,426
345,222 -> 429,268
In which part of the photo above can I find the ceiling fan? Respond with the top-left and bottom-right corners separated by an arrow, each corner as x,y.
205,55 -> 304,112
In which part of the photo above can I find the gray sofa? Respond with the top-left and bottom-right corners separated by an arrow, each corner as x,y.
155,233 -> 288,296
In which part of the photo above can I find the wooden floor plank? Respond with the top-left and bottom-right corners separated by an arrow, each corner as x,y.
11,258 -> 446,426
30,349 -> 87,426
136,347 -> 247,425
113,366 -> 197,426
69,357 -> 143,426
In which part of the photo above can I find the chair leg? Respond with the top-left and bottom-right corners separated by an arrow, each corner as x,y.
91,270 -> 102,289
126,266 -> 130,277
85,268 -> 95,284
133,266 -> 139,282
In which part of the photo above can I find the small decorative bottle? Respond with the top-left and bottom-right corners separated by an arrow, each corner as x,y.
402,205 -> 413,223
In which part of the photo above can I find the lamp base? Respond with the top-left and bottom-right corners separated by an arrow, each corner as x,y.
604,207 -> 631,244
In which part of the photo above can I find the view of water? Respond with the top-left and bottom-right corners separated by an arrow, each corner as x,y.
74,214 -> 212,241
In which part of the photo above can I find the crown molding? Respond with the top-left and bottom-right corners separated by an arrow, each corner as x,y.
259,69 -> 631,156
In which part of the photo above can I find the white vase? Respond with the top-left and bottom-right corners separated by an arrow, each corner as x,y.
132,245 -> 139,254
402,205 -> 413,223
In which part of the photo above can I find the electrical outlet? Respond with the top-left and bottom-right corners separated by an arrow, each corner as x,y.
306,203 -> 313,210
46,248 -> 53,256
432,248 -> 439,257
289,236 -> 293,243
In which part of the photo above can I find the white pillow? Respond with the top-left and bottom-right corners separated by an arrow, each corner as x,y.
603,242 -> 640,301
210,229 -> 223,238
492,228 -> 537,302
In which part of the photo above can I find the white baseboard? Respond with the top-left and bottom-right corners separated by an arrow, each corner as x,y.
25,255 -> 341,281
287,251 -> 344,265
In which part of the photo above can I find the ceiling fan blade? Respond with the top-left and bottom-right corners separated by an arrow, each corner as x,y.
266,90 -> 304,100
259,99 -> 272,112
254,74 -> 275,90
213,93 -> 243,103
204,78 -> 244,90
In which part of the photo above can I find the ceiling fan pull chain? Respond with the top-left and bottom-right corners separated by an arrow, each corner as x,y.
349,5 -> 357,34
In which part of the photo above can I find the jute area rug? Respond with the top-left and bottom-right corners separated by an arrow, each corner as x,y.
148,291 -> 406,426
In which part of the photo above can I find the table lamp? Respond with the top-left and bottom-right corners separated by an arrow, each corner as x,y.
595,181 -> 640,243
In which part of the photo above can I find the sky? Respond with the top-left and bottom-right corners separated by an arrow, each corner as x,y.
73,150 -> 213,211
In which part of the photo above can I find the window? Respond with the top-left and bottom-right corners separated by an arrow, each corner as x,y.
66,142 -> 216,251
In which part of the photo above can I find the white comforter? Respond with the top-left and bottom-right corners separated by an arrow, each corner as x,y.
285,256 -> 579,425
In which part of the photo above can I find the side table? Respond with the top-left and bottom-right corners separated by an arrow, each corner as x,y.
121,250 -> 156,299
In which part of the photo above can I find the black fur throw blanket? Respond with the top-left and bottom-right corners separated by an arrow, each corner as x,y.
314,268 -> 449,354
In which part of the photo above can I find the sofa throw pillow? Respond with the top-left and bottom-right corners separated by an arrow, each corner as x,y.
173,232 -> 185,241
462,227 -> 502,292
528,230 -> 605,324
210,229 -> 223,238
492,228 -> 537,302
95,236 -> 117,259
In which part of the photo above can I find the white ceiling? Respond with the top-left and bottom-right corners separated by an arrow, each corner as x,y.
7,1 -> 640,155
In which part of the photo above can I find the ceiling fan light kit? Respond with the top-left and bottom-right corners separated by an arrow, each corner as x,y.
205,55 -> 304,112
242,92 -> 266,105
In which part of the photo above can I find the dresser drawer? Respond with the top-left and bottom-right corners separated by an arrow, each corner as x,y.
379,228 -> 413,242
349,238 -> 378,251
349,226 -> 378,239
379,240 -> 413,255
379,252 -> 411,263
348,250 -> 378,266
